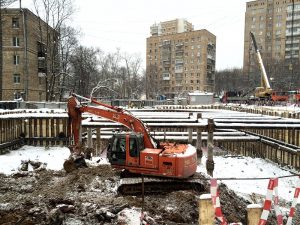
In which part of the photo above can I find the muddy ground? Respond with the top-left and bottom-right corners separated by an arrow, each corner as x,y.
0,163 -> 297,225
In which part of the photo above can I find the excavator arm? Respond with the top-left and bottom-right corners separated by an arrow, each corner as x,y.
67,93 -> 156,149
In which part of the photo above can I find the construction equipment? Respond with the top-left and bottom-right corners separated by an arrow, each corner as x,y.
65,93 -> 198,182
250,32 -> 273,99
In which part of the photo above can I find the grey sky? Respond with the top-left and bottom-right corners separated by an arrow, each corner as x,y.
13,0 -> 249,70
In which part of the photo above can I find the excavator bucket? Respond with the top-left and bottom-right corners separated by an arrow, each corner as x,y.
63,154 -> 87,173
63,145 -> 88,173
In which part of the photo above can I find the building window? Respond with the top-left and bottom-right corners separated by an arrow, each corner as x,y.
12,18 -> 19,28
13,37 -> 20,47
13,55 -> 20,65
13,74 -> 20,84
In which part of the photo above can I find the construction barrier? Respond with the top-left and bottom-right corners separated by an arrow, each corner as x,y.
210,179 -> 228,225
208,176 -> 300,225
259,176 -> 300,225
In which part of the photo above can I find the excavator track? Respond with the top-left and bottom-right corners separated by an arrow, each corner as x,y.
117,172 -> 207,195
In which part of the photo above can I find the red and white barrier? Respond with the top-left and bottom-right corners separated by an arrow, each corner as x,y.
273,178 -> 283,225
210,179 -> 228,225
259,176 -> 300,225
210,176 -> 299,225
286,176 -> 300,225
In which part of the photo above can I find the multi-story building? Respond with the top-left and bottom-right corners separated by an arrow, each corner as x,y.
244,0 -> 300,88
0,8 -> 57,101
146,19 -> 216,99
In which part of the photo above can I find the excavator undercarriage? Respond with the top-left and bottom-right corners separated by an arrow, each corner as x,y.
117,172 -> 206,195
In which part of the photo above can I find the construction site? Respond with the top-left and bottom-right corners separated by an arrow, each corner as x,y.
0,99 -> 300,224
1,0 -> 300,224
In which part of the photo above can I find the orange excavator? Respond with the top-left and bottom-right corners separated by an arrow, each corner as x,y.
65,93 -> 198,183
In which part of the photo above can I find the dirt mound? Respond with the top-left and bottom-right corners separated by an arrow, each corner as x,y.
0,165 -> 275,225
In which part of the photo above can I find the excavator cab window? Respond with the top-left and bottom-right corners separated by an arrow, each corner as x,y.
109,135 -> 126,165
129,134 -> 144,157
129,138 -> 138,157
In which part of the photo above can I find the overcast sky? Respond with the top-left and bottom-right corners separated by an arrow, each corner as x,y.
13,0 -> 249,70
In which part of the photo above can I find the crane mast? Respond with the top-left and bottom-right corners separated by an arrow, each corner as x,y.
250,32 -> 272,98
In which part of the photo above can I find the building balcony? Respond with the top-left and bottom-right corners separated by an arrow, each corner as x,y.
286,23 -> 300,29
175,49 -> 184,53
163,62 -> 171,68
287,15 -> 300,21
175,68 -> 183,73
175,43 -> 184,47
285,54 -> 299,59
175,59 -> 183,64
38,72 -> 46,77
37,48 -> 46,58
207,54 -> 215,60
163,73 -> 170,80
286,39 -> 300,44
285,46 -> 300,51
286,30 -> 300,36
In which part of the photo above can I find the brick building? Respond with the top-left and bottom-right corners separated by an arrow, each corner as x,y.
0,8 -> 57,101
244,0 -> 300,86
146,19 -> 216,99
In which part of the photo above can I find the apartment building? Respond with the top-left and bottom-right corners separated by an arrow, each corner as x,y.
244,0 -> 300,84
146,19 -> 216,99
0,8 -> 57,101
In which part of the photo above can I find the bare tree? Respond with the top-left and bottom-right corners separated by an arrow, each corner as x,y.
145,64 -> 160,99
215,68 -> 245,95
33,0 -> 75,101
58,25 -> 79,101
122,53 -> 142,99
69,46 -> 100,97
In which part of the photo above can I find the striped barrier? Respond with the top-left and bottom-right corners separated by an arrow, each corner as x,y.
286,176 -> 300,225
210,179 -> 228,225
259,176 -> 300,225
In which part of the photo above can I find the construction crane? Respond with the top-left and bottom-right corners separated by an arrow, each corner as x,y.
250,31 -> 273,99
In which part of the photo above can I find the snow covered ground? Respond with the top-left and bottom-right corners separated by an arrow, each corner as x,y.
198,155 -> 299,204
0,145 -> 298,206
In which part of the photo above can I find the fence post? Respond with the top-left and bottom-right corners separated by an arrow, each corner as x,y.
188,128 -> 193,144
87,128 -> 92,148
196,113 -> 203,158
96,128 -> 101,157
206,118 -> 214,176
199,194 -> 214,225
247,204 -> 262,225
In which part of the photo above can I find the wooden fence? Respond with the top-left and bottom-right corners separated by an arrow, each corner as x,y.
0,108 -> 299,171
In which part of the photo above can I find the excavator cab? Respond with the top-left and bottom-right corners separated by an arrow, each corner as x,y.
107,132 -> 145,167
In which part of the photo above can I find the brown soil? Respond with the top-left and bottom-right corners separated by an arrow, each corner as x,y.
0,163 -> 288,225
